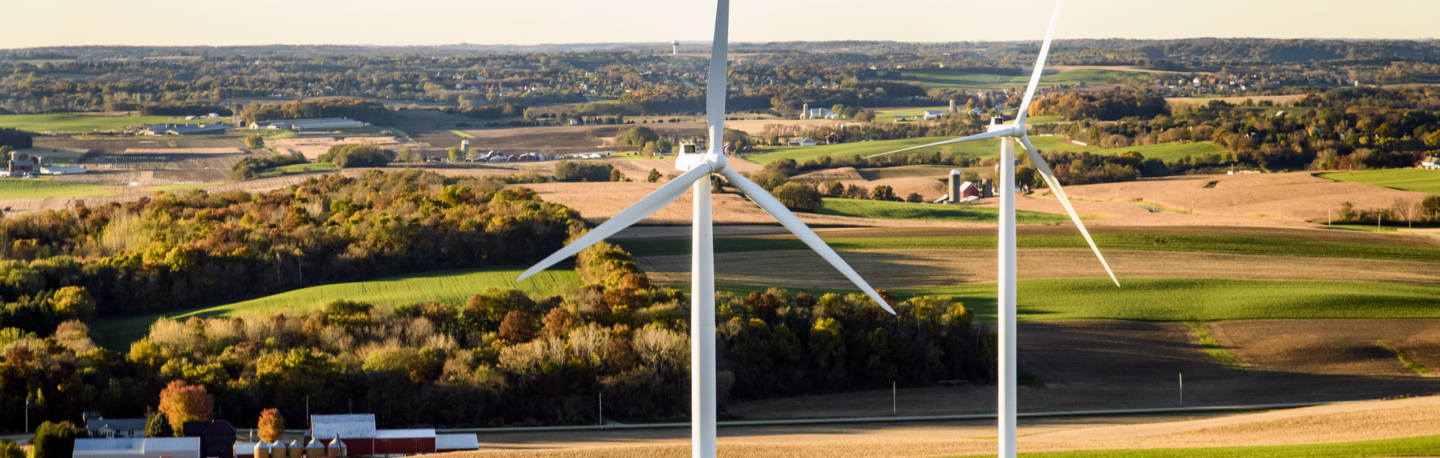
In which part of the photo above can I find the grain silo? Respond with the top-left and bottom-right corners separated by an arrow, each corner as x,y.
288,440 -> 302,458
948,169 -> 961,204
328,436 -> 346,458
305,437 -> 324,458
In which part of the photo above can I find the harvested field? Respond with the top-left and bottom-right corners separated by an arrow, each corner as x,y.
459,386 -> 1440,458
1035,172 -> 1430,226
634,249 -> 1440,289
1211,320 -> 1440,378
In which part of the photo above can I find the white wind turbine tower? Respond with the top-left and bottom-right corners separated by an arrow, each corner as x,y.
518,1 -> 895,457
877,1 -> 1117,456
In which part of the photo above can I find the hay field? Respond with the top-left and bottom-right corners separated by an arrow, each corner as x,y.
1043,172 -> 1432,224
90,268 -> 578,350
121,147 -> 246,155
453,396 -> 1440,458
1320,168 -> 1440,195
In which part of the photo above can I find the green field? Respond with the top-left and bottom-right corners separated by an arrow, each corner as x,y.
261,162 -> 338,177
1320,168 -> 1440,195
151,182 -> 225,192
874,68 -> 1151,91
0,113 -> 214,132
670,278 -> 1440,323
449,130 -> 476,138
0,178 -> 117,199
90,267 -> 580,350
617,233 -> 1440,262
819,198 -> 1075,224
953,434 -> 1440,458
748,135 -> 1215,165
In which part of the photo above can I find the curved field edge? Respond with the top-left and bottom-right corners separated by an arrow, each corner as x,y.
950,434 -> 1440,457
670,278 -> 1440,323
1319,169 -> 1440,195
617,233 -> 1440,262
818,198 -> 1075,224
0,178 -> 118,199
90,267 -> 579,351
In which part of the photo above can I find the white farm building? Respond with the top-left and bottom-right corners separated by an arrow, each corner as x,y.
73,437 -> 200,458
249,118 -> 367,130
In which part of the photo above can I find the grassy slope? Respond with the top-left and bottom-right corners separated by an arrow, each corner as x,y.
951,434 -> 1440,458
692,279 -> 1440,324
0,178 -> 117,199
0,113 -> 213,132
151,182 -> 225,192
1091,141 -> 1227,162
618,233 -> 1440,263
1320,169 -> 1440,195
818,198 -> 1074,224
91,268 -> 579,350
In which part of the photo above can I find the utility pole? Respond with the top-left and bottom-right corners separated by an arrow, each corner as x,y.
24,397 -> 29,434
1179,373 -> 1183,407
892,382 -> 897,416
599,393 -> 604,427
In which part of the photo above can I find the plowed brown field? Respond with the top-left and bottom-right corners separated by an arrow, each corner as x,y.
1211,319 -> 1440,377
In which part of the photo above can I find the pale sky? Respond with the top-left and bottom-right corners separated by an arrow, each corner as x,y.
4,0 -> 1438,49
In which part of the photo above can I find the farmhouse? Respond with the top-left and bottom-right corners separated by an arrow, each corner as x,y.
73,437 -> 200,458
141,123 -> 233,136
84,418 -> 146,438
1421,155 -> 1439,169
249,118 -> 367,130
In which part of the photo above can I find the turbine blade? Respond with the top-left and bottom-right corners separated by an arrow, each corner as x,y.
705,0 -> 730,154
1016,0 -> 1063,125
1017,135 -> 1119,286
518,164 -> 714,281
866,130 -> 1012,159
720,168 -> 896,314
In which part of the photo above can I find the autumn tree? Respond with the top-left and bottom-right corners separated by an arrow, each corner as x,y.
541,307 -> 574,337
245,134 -> 265,149
646,169 -> 661,183
257,409 -> 285,442
158,380 -> 214,435
498,310 -> 536,344
0,440 -> 23,458
773,182 -> 821,212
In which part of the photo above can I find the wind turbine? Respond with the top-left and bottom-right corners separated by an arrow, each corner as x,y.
876,1 -> 1117,457
517,1 -> 895,457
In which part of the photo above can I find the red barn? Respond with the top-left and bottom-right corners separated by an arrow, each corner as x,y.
310,414 -> 437,456
373,430 -> 434,455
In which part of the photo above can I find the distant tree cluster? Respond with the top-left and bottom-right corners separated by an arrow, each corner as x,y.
318,143 -> 393,168
231,151 -> 307,180
0,127 -> 33,149
554,161 -> 615,182
1027,92 -> 1170,121
240,99 -> 393,125
137,104 -> 233,117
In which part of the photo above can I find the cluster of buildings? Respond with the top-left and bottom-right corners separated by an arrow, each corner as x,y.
464,150 -> 558,163
71,414 -> 478,458
140,123 -> 234,136
1421,155 -> 1439,170
8,151 -> 85,177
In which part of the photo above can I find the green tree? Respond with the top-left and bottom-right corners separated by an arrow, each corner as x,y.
32,421 -> 79,458
48,286 -> 95,321
244,134 -> 265,149
646,169 -> 661,183
144,411 -> 172,437
620,126 -> 660,148
749,169 -> 789,192
825,181 -> 844,197
773,182 -> 821,212
854,110 -> 874,122
448,147 -> 463,163
872,185 -> 896,201
609,169 -> 626,182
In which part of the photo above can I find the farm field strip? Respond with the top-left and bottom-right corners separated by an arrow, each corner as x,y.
90,268 -> 579,350
654,278 -> 1440,323
0,113 -> 216,132
818,198 -> 1075,224
617,233 -> 1440,262
1320,169 -> 1440,195
0,178 -> 119,199
748,134 -> 1219,165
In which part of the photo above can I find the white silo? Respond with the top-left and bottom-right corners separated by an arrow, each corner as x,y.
948,169 -> 961,205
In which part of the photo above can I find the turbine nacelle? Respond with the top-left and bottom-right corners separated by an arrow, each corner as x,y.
987,122 -> 1026,137
676,150 -> 727,173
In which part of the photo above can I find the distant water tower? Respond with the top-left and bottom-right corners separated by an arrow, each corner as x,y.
672,40 -> 679,55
